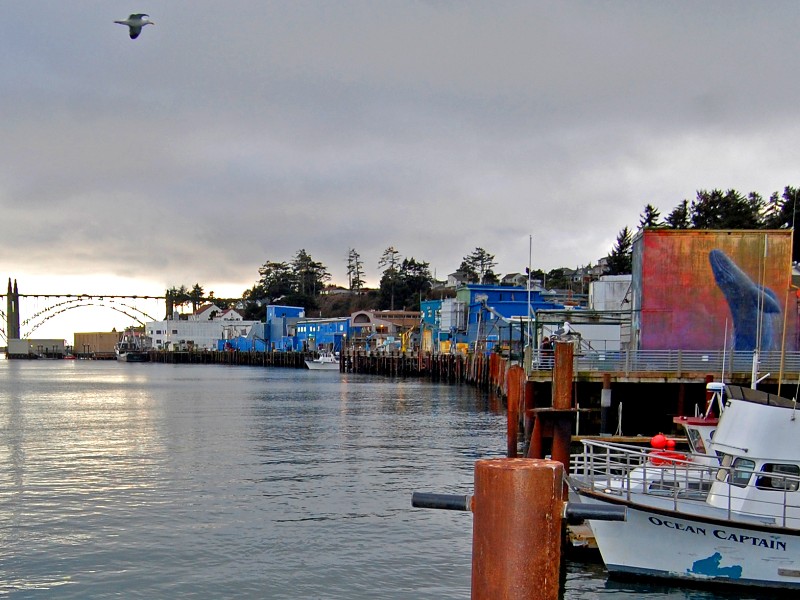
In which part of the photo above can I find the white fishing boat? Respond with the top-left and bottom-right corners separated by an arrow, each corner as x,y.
570,384 -> 800,590
115,329 -> 151,362
304,351 -> 340,371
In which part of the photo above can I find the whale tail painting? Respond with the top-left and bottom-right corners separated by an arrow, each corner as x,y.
709,249 -> 781,352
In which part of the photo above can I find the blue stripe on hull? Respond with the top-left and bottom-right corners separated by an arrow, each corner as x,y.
606,563 -> 800,590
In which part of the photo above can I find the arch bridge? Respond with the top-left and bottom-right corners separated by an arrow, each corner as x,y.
2,278 -> 167,343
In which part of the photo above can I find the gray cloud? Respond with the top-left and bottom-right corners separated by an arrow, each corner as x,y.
3,0 -> 800,303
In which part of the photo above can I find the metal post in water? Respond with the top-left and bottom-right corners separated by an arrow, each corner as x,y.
412,461 -> 625,600
471,458 -> 564,600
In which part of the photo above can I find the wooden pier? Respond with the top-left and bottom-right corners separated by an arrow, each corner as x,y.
148,349 -> 308,368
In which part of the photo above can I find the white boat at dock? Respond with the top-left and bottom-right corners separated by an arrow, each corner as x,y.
115,329 -> 151,363
304,351 -> 340,371
570,384 -> 800,590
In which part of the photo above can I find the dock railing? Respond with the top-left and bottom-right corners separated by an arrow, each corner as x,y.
533,349 -> 800,376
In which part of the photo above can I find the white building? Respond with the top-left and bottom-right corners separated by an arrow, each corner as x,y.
146,304 -> 259,350
589,275 -> 632,311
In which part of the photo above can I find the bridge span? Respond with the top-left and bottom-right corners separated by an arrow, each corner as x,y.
2,278 -> 167,343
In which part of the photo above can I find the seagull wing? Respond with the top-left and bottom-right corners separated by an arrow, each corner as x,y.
129,27 -> 142,39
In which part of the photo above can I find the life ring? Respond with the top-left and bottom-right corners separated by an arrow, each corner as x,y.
649,450 -> 687,466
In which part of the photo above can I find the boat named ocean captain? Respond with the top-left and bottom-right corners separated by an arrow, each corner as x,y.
570,384 -> 800,590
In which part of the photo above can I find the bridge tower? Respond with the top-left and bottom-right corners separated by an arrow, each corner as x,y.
6,278 -> 20,339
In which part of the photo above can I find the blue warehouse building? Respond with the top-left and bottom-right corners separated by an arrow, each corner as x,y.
422,284 -> 565,353
295,317 -> 350,353
220,305 -> 305,352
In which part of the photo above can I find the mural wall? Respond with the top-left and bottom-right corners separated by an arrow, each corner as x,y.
633,230 -> 796,351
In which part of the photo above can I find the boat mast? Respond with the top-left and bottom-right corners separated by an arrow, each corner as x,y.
751,234 -> 768,389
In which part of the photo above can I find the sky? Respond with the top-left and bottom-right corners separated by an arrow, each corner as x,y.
3,1 -> 800,342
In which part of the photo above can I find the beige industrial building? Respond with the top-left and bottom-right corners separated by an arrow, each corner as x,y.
74,331 -> 120,359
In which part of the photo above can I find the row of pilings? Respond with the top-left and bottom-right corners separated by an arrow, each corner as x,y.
341,350 -> 503,390
148,349 -> 308,368
143,349 -> 509,394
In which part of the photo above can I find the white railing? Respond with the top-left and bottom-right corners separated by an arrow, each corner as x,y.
533,349 -> 800,376
573,439 -> 800,528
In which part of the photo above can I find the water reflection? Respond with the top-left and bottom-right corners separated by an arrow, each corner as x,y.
0,360 -> 772,599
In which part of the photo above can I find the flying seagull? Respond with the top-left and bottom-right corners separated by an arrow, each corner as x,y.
114,14 -> 155,39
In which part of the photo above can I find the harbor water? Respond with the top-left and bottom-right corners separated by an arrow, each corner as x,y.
0,359 -> 777,599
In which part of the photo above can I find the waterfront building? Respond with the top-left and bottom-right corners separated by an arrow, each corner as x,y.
420,298 -> 466,353
295,316 -> 350,352
214,305 -> 305,352
589,274 -> 632,311
453,283 -> 565,352
348,310 -> 421,352
74,331 -> 120,358
147,306 -> 258,351
632,229 -> 796,352
6,338 -> 66,358
265,305 -> 305,351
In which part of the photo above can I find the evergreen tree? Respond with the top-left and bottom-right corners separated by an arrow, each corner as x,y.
189,283 -> 204,312
606,226 -> 633,275
257,260 -> 294,301
459,247 -> 497,284
762,186 -> 800,261
665,199 -> 690,229
690,189 -> 762,229
378,246 -> 402,310
290,249 -> 330,306
397,258 -> 433,310
166,285 -> 191,314
240,285 -> 267,320
346,248 -> 365,292
546,268 -> 568,290
639,204 -> 661,229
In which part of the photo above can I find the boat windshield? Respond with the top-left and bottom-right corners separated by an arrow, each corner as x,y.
685,428 -> 706,454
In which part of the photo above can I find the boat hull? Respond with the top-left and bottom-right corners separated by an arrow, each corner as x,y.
578,491 -> 800,589
116,351 -> 150,363
304,359 -> 339,371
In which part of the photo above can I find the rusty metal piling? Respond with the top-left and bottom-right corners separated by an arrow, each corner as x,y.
471,458 -> 565,600
412,457 -> 625,599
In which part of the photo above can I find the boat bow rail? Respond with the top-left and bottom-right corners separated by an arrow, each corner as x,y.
571,439 -> 717,503
572,439 -> 800,529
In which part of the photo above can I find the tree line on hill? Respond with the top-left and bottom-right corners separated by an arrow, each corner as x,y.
606,186 -> 800,275
168,185 -> 798,318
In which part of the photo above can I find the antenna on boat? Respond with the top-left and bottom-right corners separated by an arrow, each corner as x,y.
751,235 -> 769,389
721,318 -> 728,385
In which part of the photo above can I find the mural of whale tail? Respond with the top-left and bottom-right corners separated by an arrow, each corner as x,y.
709,249 -> 781,352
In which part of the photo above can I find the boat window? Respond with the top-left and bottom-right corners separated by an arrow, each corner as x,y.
755,464 -> 800,492
686,429 -> 706,455
731,458 -> 756,488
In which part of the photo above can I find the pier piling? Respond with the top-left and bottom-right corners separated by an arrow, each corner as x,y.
471,458 -> 565,600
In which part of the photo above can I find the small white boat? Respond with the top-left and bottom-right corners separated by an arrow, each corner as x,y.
304,352 -> 340,371
570,384 -> 800,590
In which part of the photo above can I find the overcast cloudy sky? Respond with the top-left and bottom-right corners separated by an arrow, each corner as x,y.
3,2 -> 800,340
